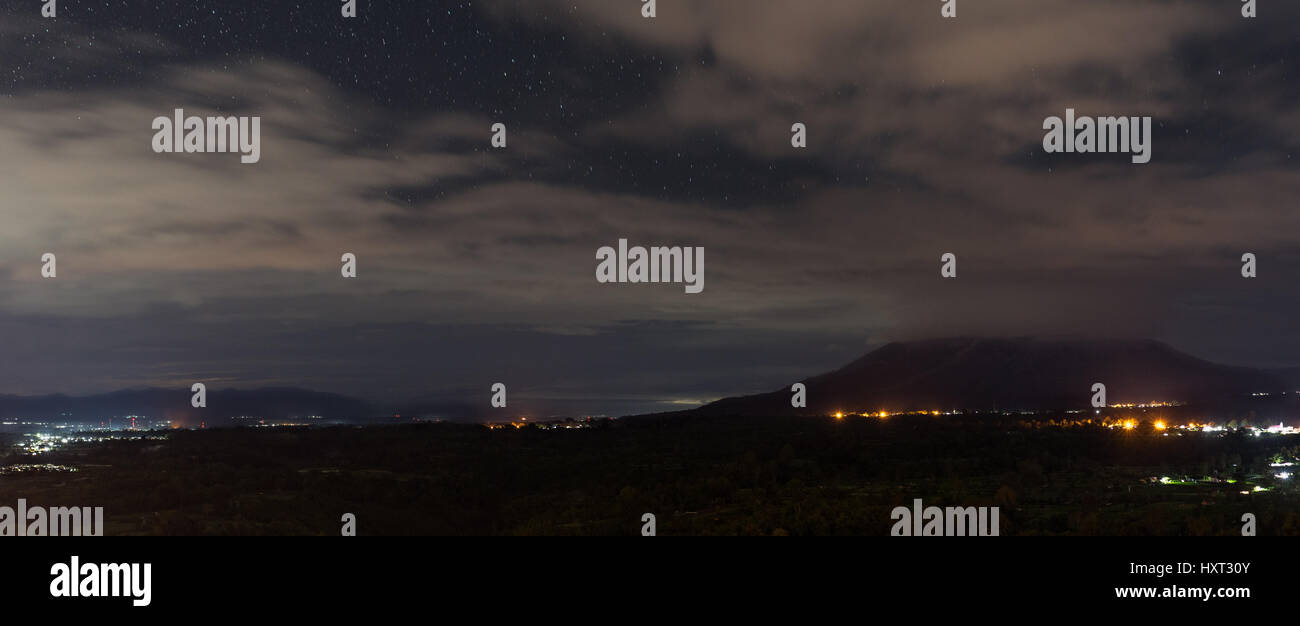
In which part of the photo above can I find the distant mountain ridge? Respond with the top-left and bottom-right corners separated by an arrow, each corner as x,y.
0,387 -> 373,426
2,338 -> 1295,424
696,337 -> 1290,416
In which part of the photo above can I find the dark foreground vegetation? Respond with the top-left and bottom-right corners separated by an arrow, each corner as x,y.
1,414 -> 1298,535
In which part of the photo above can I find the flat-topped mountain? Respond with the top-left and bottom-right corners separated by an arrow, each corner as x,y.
696,338 -> 1287,416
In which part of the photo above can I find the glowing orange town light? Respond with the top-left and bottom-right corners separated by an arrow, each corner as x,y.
833,412 -> 844,419
1154,420 -> 1167,431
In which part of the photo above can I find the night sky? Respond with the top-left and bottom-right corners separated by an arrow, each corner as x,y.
3,1 -> 1300,417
